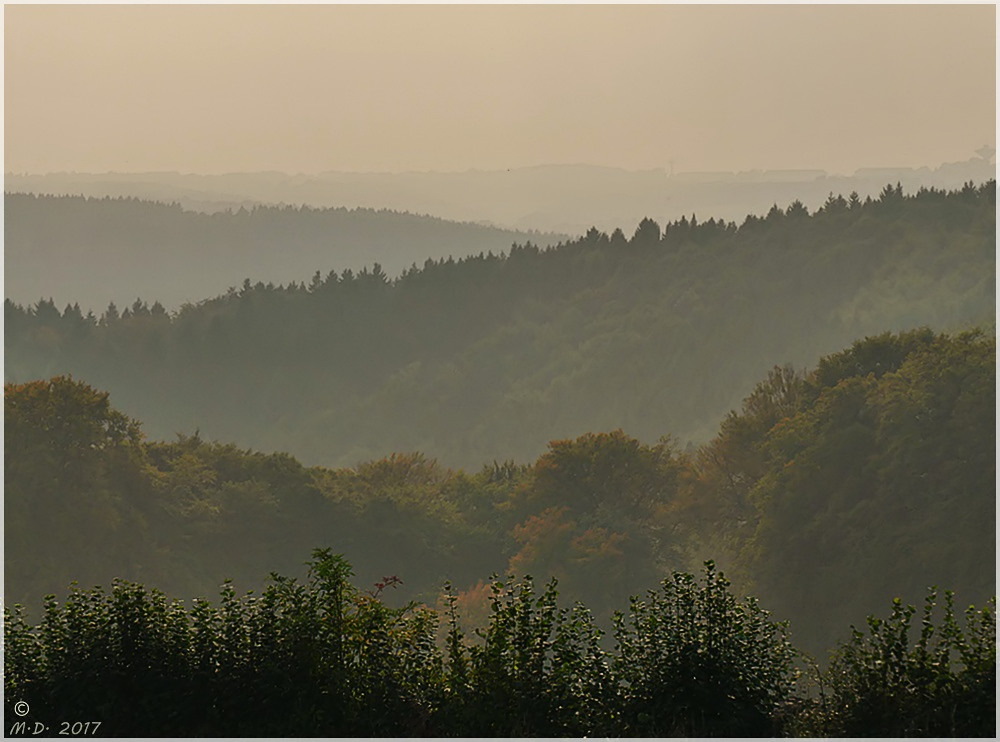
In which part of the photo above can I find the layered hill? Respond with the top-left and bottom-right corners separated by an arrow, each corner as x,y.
6,156 -> 995,233
6,181 -> 994,471
4,193 -> 564,313
6,327 -> 994,660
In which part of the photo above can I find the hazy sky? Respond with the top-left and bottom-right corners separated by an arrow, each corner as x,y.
5,4 -> 996,175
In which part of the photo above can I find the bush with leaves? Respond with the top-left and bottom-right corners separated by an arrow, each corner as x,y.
612,560 -> 798,737
820,589 -> 996,737
440,573 -> 616,736
3,550 -> 443,737
6,549 -> 995,737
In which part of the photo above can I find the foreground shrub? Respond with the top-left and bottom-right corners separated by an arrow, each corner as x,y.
441,574 -> 615,736
820,589 -> 996,737
4,552 -> 995,737
3,550 -> 442,737
612,560 -> 798,736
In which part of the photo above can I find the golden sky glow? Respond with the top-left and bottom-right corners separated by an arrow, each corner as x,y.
5,4 -> 996,174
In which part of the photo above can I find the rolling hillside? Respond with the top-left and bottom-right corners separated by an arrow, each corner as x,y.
6,181 -> 993,471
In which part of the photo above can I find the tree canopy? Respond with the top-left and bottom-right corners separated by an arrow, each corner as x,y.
6,180 -> 994,470
6,326 -> 994,662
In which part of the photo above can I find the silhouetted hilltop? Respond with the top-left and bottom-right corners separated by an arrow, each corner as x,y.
7,180 -> 994,471
4,193 -> 565,313
6,155 -> 994,233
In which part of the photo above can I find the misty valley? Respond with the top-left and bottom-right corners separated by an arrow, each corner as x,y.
4,181 -> 996,737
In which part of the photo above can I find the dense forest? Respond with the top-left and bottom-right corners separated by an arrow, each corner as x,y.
4,192 -> 564,313
6,328 -> 994,663
6,181 -> 995,470
4,180 -> 995,736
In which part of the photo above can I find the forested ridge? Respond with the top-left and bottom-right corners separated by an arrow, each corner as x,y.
6,181 -> 995,470
6,328 -> 994,663
4,192 -> 565,313
4,181 -> 995,736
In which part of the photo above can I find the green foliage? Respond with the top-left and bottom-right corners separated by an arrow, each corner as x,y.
4,550 -> 444,737
4,552 -> 995,737
613,561 -> 798,736
679,363 -> 807,553
4,376 -> 514,614
810,327 -> 936,390
691,329 -> 996,656
445,574 -> 615,736
819,591 -> 996,737
504,430 -> 683,619
7,181 -> 994,470
5,377 -> 151,604
5,178 -> 995,736
5,192 -> 558,320
6,323 -> 994,680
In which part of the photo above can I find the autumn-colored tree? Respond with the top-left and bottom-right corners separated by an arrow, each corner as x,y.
5,376 -> 148,604
504,431 -> 682,616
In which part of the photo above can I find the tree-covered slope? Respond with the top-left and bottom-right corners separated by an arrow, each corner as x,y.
4,192 -> 564,313
6,182 -> 994,470
6,327 -> 994,662
678,328 -> 995,655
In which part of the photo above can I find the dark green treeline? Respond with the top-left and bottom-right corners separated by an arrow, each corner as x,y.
6,181 -> 995,469
4,550 -> 995,737
6,328 -> 994,660
4,191 -> 565,314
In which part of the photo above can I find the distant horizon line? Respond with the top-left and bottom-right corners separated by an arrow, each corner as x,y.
5,155 -> 996,180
